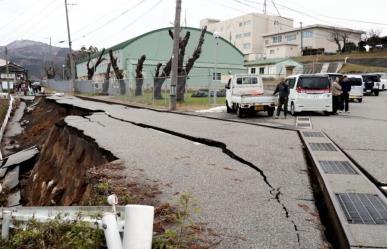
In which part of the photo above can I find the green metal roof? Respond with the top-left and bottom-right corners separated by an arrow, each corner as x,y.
76,27 -> 244,64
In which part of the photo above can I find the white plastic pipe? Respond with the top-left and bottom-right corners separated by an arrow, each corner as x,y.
102,212 -> 123,249
1,210 -> 12,240
123,205 -> 154,249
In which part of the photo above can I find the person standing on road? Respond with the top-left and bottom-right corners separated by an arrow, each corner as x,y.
332,77 -> 342,115
273,80 -> 290,119
340,76 -> 351,113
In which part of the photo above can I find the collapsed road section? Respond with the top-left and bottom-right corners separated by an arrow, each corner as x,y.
1,96 -> 338,248
37,95 -> 328,248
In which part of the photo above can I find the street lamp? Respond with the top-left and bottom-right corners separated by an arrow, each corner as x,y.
62,64 -> 66,79
212,31 -> 220,105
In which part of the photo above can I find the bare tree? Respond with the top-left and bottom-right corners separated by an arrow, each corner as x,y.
86,48 -> 106,80
44,64 -> 59,79
177,26 -> 207,102
329,30 -> 342,53
153,31 -> 190,99
135,55 -> 146,96
109,49 -> 125,94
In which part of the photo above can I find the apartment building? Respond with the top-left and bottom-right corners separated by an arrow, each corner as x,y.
262,24 -> 364,59
200,13 -> 294,61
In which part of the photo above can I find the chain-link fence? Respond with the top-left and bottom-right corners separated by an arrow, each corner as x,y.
45,74 -> 228,108
0,94 -> 10,125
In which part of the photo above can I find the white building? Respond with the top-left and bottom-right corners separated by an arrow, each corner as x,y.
262,25 -> 364,59
245,58 -> 303,79
201,13 -> 294,61
0,59 -> 6,66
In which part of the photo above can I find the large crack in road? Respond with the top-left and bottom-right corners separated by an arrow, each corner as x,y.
103,112 -> 302,245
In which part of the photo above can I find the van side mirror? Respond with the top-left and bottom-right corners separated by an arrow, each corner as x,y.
225,84 -> 230,89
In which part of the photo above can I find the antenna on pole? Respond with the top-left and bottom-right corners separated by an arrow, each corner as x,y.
263,0 -> 267,15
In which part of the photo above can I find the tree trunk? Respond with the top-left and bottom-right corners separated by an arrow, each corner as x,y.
102,63 -> 111,95
135,55 -> 146,96
154,77 -> 166,99
176,73 -> 187,102
135,78 -> 144,96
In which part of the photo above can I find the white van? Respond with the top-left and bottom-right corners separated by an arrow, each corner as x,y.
377,73 -> 387,91
346,74 -> 364,103
286,74 -> 332,115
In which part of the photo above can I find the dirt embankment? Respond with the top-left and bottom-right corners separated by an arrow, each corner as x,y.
22,120 -> 116,206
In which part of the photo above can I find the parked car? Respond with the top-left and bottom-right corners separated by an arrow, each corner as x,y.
191,88 -> 226,98
346,75 -> 364,103
376,73 -> 387,91
225,74 -> 275,117
286,74 -> 332,115
362,74 -> 380,96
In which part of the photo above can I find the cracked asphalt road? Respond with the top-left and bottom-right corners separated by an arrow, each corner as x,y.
49,96 -> 325,248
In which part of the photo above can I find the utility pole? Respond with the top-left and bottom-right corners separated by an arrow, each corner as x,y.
170,0 -> 182,111
300,22 -> 303,55
65,0 -> 75,92
263,0 -> 267,15
5,47 -> 10,98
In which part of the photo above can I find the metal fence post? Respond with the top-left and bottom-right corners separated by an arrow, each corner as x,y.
102,212 -> 123,249
1,210 -> 12,240
123,205 -> 154,249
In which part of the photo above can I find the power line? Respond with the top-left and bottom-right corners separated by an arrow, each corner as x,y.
121,0 -> 163,31
72,0 -> 148,42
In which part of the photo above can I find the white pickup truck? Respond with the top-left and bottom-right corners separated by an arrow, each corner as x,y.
225,74 -> 276,118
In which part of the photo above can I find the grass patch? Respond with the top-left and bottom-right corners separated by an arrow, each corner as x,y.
339,63 -> 387,73
112,90 -> 225,110
293,50 -> 387,63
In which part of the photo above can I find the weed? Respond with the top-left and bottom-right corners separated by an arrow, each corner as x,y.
0,217 -> 104,249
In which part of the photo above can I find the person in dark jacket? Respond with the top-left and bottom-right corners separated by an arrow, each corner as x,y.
273,80 -> 290,119
339,76 -> 351,113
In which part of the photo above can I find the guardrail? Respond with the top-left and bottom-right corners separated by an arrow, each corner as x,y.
1,198 -> 154,249
0,95 -> 14,161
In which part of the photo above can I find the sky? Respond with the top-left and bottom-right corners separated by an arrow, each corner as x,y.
0,0 -> 386,50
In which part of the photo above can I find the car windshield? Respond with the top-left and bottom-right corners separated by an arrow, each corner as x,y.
298,76 -> 330,90
236,77 -> 258,85
348,78 -> 362,86
363,75 -> 381,82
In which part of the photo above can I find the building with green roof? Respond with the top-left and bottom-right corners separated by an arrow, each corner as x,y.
75,27 -> 247,89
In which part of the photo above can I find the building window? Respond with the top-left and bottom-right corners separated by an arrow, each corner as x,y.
239,22 -> 243,27
235,33 -> 242,39
270,49 -> 275,54
286,34 -> 296,41
212,72 -> 221,81
265,39 -> 269,45
272,35 -> 282,43
244,20 -> 251,25
303,31 -> 313,38
251,68 -> 256,74
243,43 -> 251,49
259,67 -> 265,74
244,32 -> 251,37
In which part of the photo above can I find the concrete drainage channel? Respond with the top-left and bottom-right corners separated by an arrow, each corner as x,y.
299,130 -> 387,248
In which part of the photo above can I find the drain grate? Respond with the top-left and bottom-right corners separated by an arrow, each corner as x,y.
298,117 -> 310,121
303,131 -> 324,137
319,161 -> 358,174
336,193 -> 387,225
309,143 -> 337,151
297,123 -> 311,127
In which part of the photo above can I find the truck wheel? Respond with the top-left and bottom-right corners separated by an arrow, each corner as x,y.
237,106 -> 244,118
290,103 -> 297,116
267,108 -> 274,117
374,90 -> 379,96
226,101 -> 232,113
358,98 -> 363,103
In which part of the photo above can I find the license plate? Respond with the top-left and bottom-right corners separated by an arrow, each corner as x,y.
366,90 -> 371,93
255,105 -> 264,111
